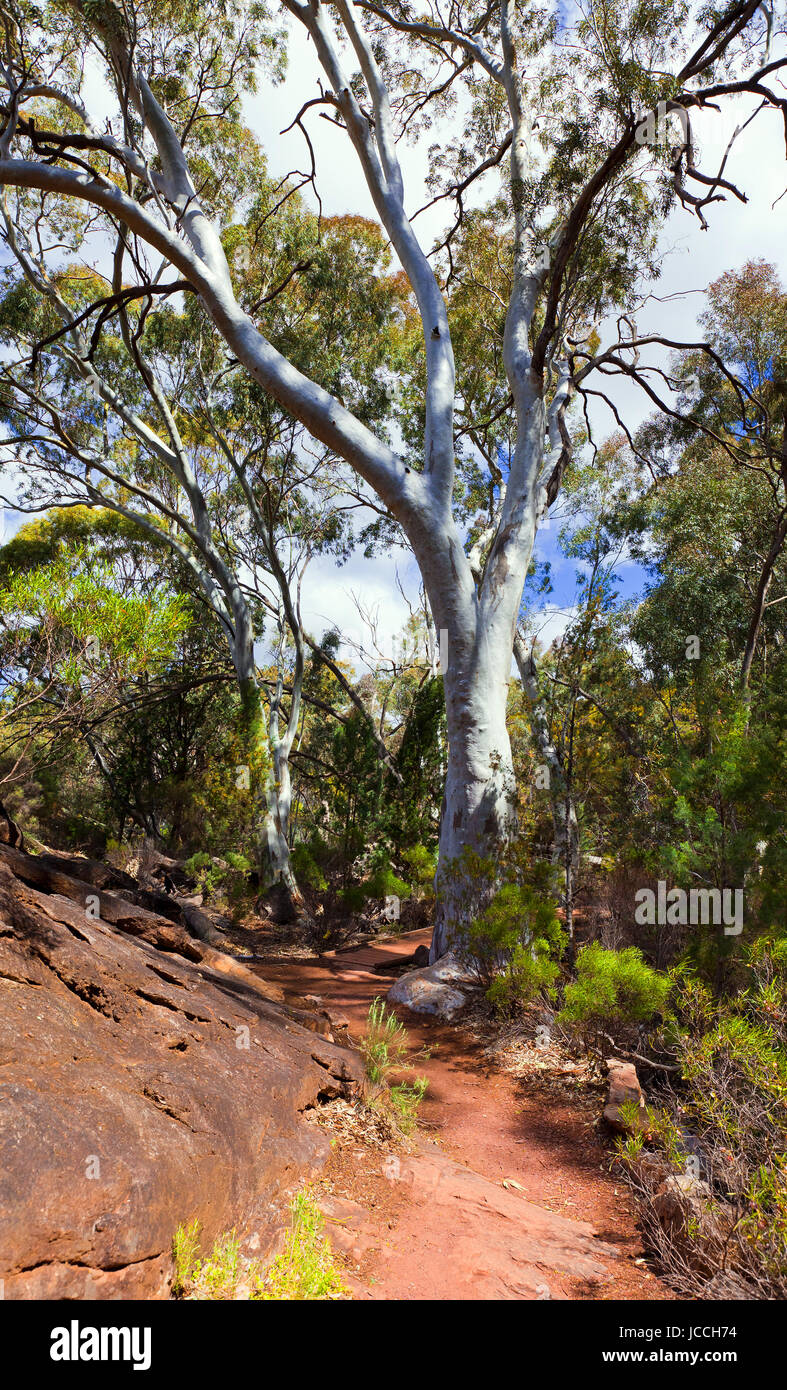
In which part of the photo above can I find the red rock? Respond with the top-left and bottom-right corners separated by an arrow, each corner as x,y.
0,857 -> 362,1299
603,1057 -> 648,1133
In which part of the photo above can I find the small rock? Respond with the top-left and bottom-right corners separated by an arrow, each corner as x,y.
652,1173 -> 721,1272
603,1056 -> 648,1134
388,953 -> 473,1020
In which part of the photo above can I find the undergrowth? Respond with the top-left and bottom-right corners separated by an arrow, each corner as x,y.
171,1188 -> 347,1300
359,996 -> 428,1135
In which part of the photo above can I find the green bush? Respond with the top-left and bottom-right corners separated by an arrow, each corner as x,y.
172,1218 -> 202,1297
183,849 -> 252,911
388,1076 -> 429,1135
359,996 -> 409,1088
338,882 -> 366,913
194,1230 -> 242,1299
616,941 -> 787,1298
365,862 -> 412,904
172,1191 -> 347,1301
225,851 -> 251,874
255,1189 -> 347,1301
679,1014 -> 787,1159
359,997 -> 428,1134
486,941 -> 561,1014
467,877 -> 565,989
401,843 -> 437,898
291,843 -> 328,891
184,851 -> 211,875
559,943 -> 670,1041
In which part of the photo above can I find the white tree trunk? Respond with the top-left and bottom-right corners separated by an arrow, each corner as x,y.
261,743 -> 302,918
420,523 -> 530,960
430,653 -> 518,960
236,647 -> 304,918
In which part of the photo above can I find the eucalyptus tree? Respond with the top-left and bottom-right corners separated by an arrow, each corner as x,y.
632,260 -> 787,695
0,168 -> 403,911
0,508 -> 195,837
0,0 -> 783,954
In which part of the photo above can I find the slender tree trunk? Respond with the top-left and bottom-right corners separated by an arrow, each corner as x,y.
262,747 -> 301,917
740,509 -> 787,692
262,660 -> 307,922
563,696 -> 578,948
237,671 -> 304,920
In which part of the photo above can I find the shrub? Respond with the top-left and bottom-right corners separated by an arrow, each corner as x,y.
171,1191 -> 347,1301
172,1218 -> 201,1296
486,941 -> 561,1014
467,876 -> 565,990
359,996 -> 409,1088
365,861 -> 412,905
738,1159 -> 787,1294
358,997 -> 428,1134
291,843 -> 328,891
255,1189 -> 347,1301
388,1076 -> 429,1135
193,1229 -> 243,1299
184,850 -> 211,876
680,1014 -> 787,1163
338,882 -> 366,913
225,851 -> 251,874
172,1224 -> 244,1299
182,850 -> 252,910
559,943 -> 670,1047
401,843 -> 437,898
615,940 -> 787,1298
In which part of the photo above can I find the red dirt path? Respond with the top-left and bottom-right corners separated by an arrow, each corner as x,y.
253,929 -> 674,1302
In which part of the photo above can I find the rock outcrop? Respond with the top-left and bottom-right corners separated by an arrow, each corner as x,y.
323,1149 -> 621,1300
0,849 -> 362,1299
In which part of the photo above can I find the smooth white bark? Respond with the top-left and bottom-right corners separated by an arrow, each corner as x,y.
0,2 -> 577,955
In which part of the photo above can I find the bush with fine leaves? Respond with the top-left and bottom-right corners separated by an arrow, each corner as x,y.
466,867 -> 565,1007
559,943 -> 670,1046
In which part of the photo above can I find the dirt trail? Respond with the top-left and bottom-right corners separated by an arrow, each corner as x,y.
253,929 -> 672,1302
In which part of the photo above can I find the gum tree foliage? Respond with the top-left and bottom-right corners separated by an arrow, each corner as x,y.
631,260 -> 787,693
0,507 -> 259,845
0,507 -> 211,838
0,0 -> 783,954
510,266 -> 787,978
516,433 -> 642,937
287,608 -> 446,890
0,145 -> 408,909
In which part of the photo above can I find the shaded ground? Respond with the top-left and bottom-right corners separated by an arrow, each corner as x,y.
252,928 -> 674,1302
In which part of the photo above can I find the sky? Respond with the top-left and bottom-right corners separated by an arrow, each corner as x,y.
242,18 -> 787,666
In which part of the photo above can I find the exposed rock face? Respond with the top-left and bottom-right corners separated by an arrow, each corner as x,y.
0,852 -> 362,1299
387,953 -> 474,1020
603,1056 -> 648,1134
322,1150 -> 621,1300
